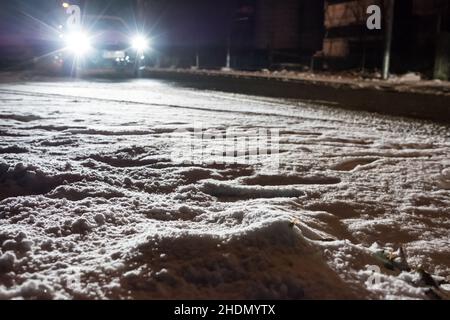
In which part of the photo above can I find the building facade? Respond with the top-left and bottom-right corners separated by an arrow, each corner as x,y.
134,0 -> 325,69
323,0 -> 450,78
253,0 -> 324,67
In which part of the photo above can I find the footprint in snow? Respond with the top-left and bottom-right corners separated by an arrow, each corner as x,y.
332,158 -> 378,171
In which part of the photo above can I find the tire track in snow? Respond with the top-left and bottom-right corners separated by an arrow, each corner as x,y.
0,88 -> 350,125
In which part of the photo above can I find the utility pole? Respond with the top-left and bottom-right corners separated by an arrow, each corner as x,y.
433,1 -> 449,80
382,0 -> 395,80
223,2 -> 236,71
225,35 -> 231,70
195,52 -> 200,69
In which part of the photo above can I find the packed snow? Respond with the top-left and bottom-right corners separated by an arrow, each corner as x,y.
0,78 -> 449,300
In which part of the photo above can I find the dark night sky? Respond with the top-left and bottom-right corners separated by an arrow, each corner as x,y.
144,0 -> 239,47
0,0 -> 241,48
0,1 -> 137,33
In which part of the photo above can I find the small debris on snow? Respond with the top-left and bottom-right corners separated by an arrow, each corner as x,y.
0,252 -> 16,273
71,218 -> 93,234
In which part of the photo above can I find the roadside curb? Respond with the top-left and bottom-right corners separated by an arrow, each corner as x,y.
144,68 -> 450,124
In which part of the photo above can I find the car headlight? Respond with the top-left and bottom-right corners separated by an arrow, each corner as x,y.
131,35 -> 149,52
64,31 -> 92,56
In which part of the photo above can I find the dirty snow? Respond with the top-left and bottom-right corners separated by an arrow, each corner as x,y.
0,78 -> 449,300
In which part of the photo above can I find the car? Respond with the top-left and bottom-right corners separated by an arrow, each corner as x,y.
59,15 -> 150,77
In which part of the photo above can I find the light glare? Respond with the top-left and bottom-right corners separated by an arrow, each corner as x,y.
65,32 -> 91,56
131,35 -> 149,52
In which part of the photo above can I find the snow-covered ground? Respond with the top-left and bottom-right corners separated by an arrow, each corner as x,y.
0,78 -> 449,300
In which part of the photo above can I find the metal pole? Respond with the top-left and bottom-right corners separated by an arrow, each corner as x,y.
382,0 -> 395,80
433,1 -> 449,80
225,35 -> 231,69
225,3 -> 234,70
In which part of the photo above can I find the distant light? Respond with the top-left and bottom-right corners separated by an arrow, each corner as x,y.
62,2 -> 70,8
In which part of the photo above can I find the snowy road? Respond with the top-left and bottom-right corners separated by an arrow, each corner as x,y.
0,78 -> 449,299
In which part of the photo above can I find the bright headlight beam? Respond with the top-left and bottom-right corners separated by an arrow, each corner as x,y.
131,35 -> 149,52
64,31 -> 91,56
